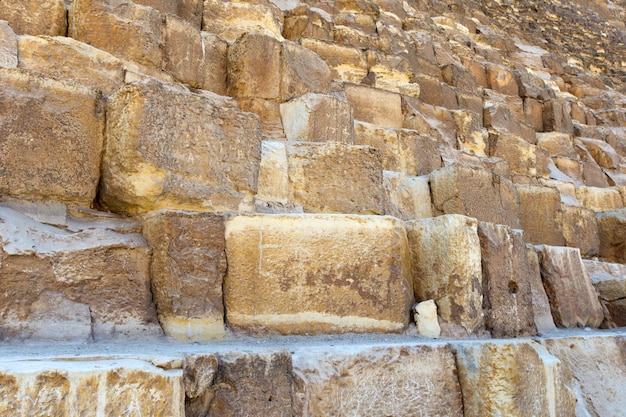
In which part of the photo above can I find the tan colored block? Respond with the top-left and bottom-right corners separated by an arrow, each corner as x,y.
441,62 -> 477,92
142,210 -> 227,342
575,186 -> 623,212
256,141 -> 290,205
526,245 -> 557,332
543,99 -> 574,134
486,64 -> 519,96
538,245 -> 604,328
224,214 -> 414,334
0,21 -> 18,68
280,93 -> 353,143
345,83 -> 402,128
596,208 -> 626,263
0,68 -> 104,207
300,38 -> 368,83
0,206 -> 162,340
286,142 -> 385,214
537,131 -> 577,158
283,5 -> 334,41
100,79 -> 262,214
576,137 -> 622,170
414,300 -> 441,337
18,35 -> 125,95
280,41 -> 331,101
0,0 -> 65,36
183,354 -> 218,417
406,215 -> 484,335
202,0 -> 283,42
292,344 -> 463,416
584,259 -> 626,326
134,0 -> 203,27
455,341 -> 575,417
524,97 -> 544,131
483,92 -> 525,137
383,172 -> 433,221
414,73 -> 443,106
489,132 -> 549,177
517,185 -> 565,246
561,205 -> 600,256
237,98 -> 285,141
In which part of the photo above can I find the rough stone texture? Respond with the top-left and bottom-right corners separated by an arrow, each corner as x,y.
18,35 -> 125,95
344,83 -> 403,128
0,68 -> 104,207
0,359 -> 184,416
414,300 -> 441,338
183,354 -> 219,417
584,259 -> 626,326
575,186 -> 624,212
0,206 -> 162,341
542,336 -> 626,417
256,141 -> 290,205
517,185 -> 565,246
455,341 -> 576,417
383,172 -> 433,221
285,142 -> 385,214
596,208 -> 626,263
0,0 -> 66,36
100,79 -> 262,214
430,163 -> 521,228
477,222 -> 537,338
300,38 -> 368,83
283,5 -> 333,42
133,0 -> 203,27
538,245 -> 604,328
406,215 -> 484,336
560,204 -> 600,256
526,245 -> 557,333
489,132 -> 550,177
142,211 -> 227,342
202,0 -> 284,43
224,214 -> 413,335
292,344 -> 463,417
209,351 -> 293,417
280,93 -> 354,143
0,21 -> 18,68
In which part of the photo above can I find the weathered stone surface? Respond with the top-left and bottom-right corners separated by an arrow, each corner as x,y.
0,0 -> 66,36
344,83 -> 403,128
538,245 -> 604,328
18,35 -> 125,94
0,206 -> 162,340
430,163 -> 520,228
202,0 -> 284,42
561,204 -> 600,256
183,354 -> 218,417
486,63 -> 519,96
543,99 -> 574,134
0,359 -> 184,416
406,215 -> 484,335
0,21 -> 18,68
224,214 -> 413,334
536,132 -> 577,157
0,68 -> 104,207
383,172 -> 433,221
256,141 -> 291,205
100,79 -> 262,214
142,210 -> 227,342
489,132 -> 550,177
455,341 -> 576,417
478,223 -> 537,338
285,142 -> 385,214
414,300 -> 441,338
300,38 -> 368,83
596,208 -> 626,263
517,185 -> 565,246
584,259 -> 626,326
526,245 -> 557,332
283,5 -> 334,41
542,336 -> 626,417
280,93 -> 353,143
133,0 -> 203,27
209,351 -> 293,417
292,344 -> 463,416
575,186 -> 624,212
577,137 -> 623,170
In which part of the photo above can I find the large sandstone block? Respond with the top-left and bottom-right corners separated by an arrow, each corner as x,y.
100,79 -> 262,213
344,83 -> 403,128
526,245 -> 557,332
0,206 -> 162,340
202,0 -> 283,42
517,185 -> 565,246
0,68 -> 104,207
538,246 -> 604,328
584,259 -> 626,326
488,132 -> 550,177
142,210 -> 227,342
478,223 -> 536,337
283,5 -> 334,41
596,208 -> 626,263
300,38 -> 368,83
0,359 -> 184,416
430,163 -> 521,228
575,186 -> 624,212
224,214 -> 414,335
0,0 -> 66,36
134,0 -> 203,27
543,99 -> 574,134
0,21 -> 18,68
292,344 -> 464,416
18,35 -> 125,95
406,215 -> 484,335
383,172 -> 433,220
455,341 -> 575,417
561,204 -> 600,256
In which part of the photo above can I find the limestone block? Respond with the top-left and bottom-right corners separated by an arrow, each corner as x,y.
69,0 -> 164,73
202,0 -> 284,42
575,186 -> 623,212
0,206 -> 162,340
300,38 -> 368,83
542,336 -> 626,417
224,214 -> 413,334
0,0 -> 66,36
543,99 -> 574,134
483,92 -> 525,138
536,132 -> 577,158
430,163 -> 521,228
577,137 -> 623,170
283,5 -> 334,41
455,341 -> 575,417
0,359 -> 184,416
489,132 -> 550,177
486,64 -> 519,96
515,69 -> 553,100
526,245 -> 557,332
596,208 -> 626,263
413,300 -> 441,338
209,351 -> 293,417
183,354 -> 219,417
134,0 -> 203,27
100,79 -> 262,214
406,215 -> 484,335
256,141 -> 290,204
344,83 -> 403,128
524,98 -> 544,131
441,63 -> 478,92
517,185 -> 565,246
538,245 -> 604,328
414,74 -> 443,106
561,205 -> 600,256
163,15 -> 228,94
576,144 -> 611,188
280,93 -> 353,143
0,68 -> 104,207
142,211 -> 227,342
18,35 -> 125,95
477,223 -> 536,337
584,259 -> 626,326
237,98 -> 285,141
286,142 -> 385,214
0,21 -> 18,68
281,41 -> 331,101
383,172 -> 433,221
292,344 -> 463,416
460,57 -> 488,88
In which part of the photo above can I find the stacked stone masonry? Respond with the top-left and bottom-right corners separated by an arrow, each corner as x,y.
0,0 -> 625,415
